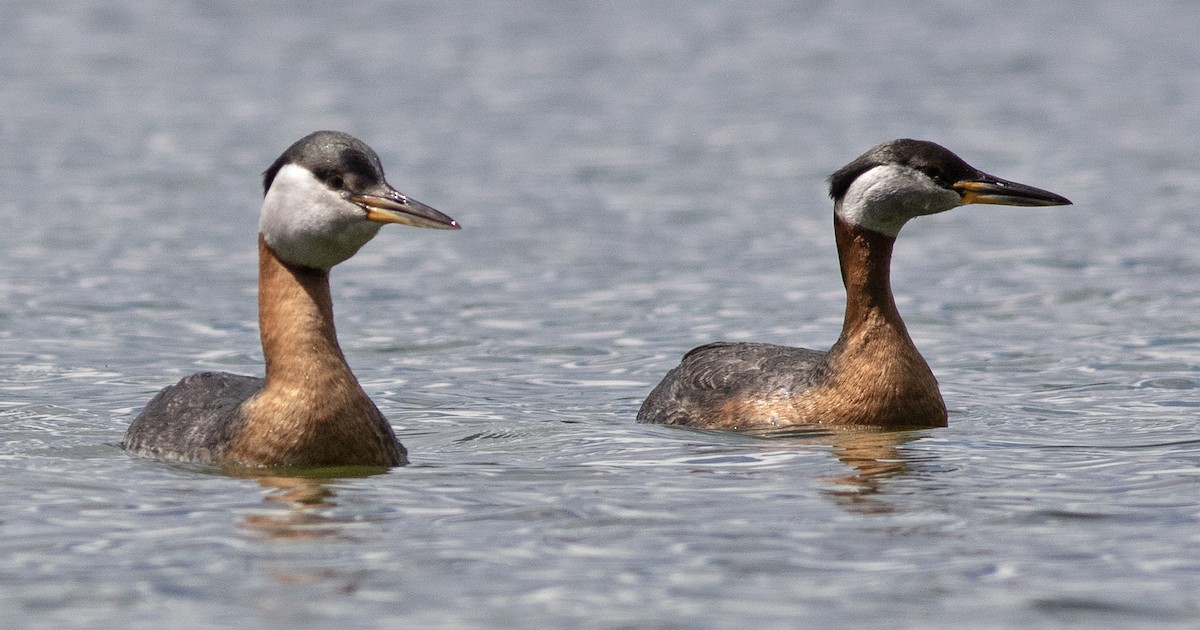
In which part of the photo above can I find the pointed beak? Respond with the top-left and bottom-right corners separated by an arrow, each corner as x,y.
952,173 -> 1071,207
351,188 -> 461,230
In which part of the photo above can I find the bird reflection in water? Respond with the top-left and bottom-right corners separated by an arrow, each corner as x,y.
232,473 -> 384,592
233,468 -> 386,542
747,426 -> 923,514
238,477 -> 344,541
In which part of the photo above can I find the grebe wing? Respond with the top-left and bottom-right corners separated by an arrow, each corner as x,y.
637,342 -> 828,424
123,372 -> 264,463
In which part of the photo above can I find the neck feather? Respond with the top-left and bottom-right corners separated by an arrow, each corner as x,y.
819,217 -> 946,427
833,217 -> 905,338
226,236 -> 402,468
257,235 -> 351,386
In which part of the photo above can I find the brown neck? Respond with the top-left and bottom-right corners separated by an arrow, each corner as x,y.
818,217 -> 946,427
257,235 -> 352,389
832,216 -> 908,343
225,237 -> 403,468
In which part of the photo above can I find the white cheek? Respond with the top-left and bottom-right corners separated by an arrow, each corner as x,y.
835,164 -> 961,237
259,164 -> 380,269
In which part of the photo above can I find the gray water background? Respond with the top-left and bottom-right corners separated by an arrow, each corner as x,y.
2,1 -> 1200,628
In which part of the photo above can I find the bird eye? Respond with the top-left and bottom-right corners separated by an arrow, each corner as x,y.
329,175 -> 345,190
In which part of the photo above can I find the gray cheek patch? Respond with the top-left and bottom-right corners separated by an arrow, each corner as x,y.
835,165 -> 960,237
259,164 -> 382,270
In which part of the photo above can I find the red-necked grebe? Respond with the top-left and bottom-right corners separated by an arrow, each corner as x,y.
637,139 -> 1070,430
123,131 -> 460,467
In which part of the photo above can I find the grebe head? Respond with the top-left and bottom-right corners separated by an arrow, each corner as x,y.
259,130 -> 460,270
828,139 -> 1071,237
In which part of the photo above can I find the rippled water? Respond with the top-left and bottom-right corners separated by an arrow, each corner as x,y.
3,1 -> 1200,627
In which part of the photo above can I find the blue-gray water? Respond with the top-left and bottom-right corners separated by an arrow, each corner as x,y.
3,1 -> 1200,628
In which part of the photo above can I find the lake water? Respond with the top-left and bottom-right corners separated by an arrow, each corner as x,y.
3,1 -> 1200,627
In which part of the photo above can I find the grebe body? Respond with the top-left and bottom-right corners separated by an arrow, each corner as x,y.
123,131 -> 459,468
637,139 -> 1070,430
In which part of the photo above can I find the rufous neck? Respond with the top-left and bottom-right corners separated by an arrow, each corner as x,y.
824,217 -> 946,427
257,235 -> 350,386
833,217 -> 905,337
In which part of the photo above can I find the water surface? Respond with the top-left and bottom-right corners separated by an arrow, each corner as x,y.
3,1 -> 1200,628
